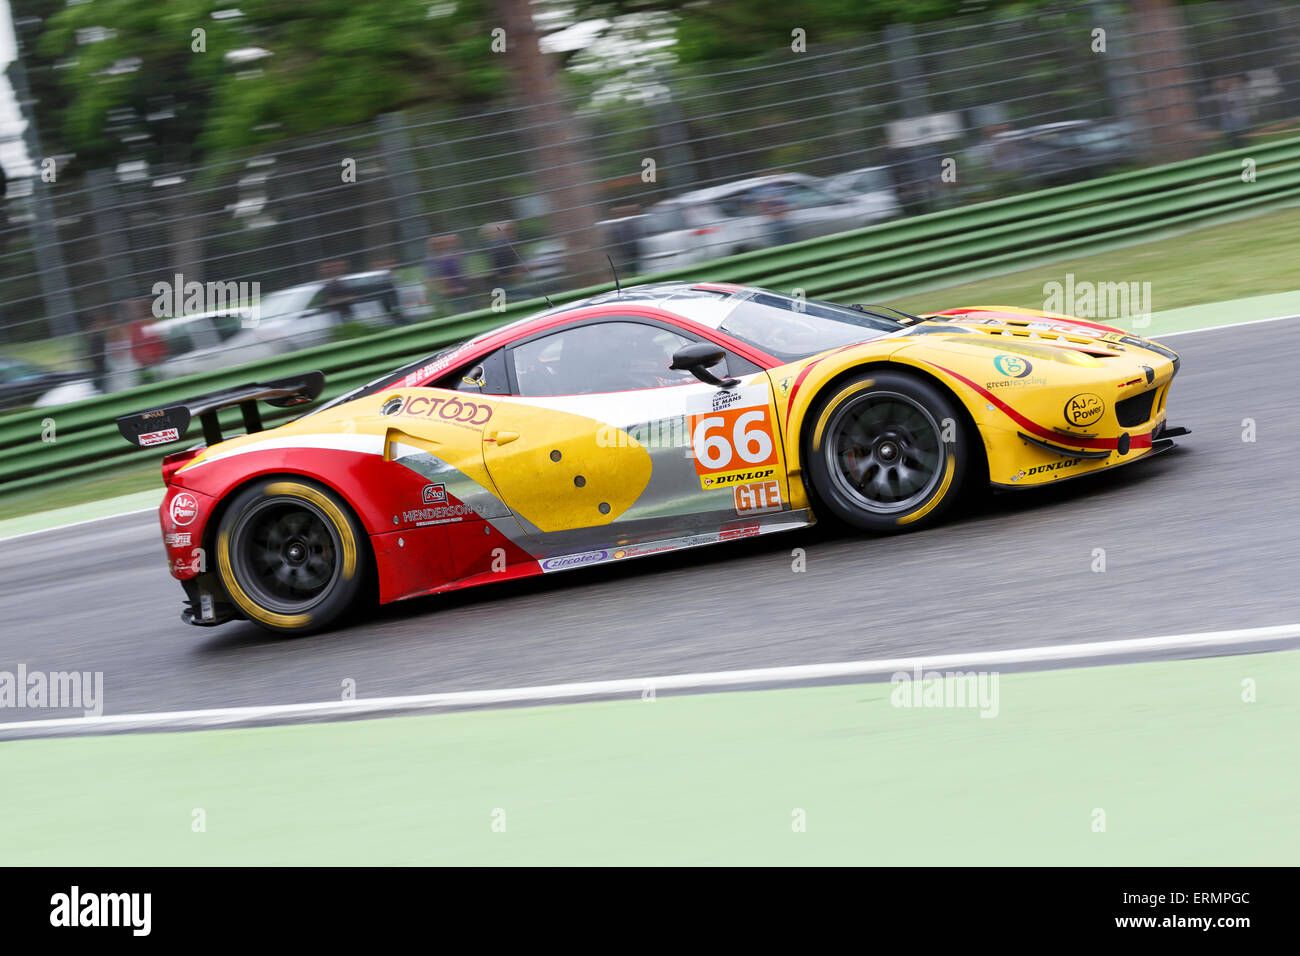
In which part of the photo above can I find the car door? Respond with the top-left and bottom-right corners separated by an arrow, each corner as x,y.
479,317 -> 794,557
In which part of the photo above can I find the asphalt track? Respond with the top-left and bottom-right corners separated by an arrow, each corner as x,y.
2,319 -> 1299,725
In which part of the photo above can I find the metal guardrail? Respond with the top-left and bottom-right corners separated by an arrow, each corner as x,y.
2,137 -> 1298,494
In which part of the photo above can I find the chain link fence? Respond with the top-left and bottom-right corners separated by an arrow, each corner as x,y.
2,0 -> 1298,407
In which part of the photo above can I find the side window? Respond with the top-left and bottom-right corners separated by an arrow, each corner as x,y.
211,312 -> 244,342
437,348 -> 510,395
510,321 -> 706,397
784,183 -> 835,207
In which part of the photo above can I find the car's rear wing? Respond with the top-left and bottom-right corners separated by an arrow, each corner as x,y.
116,371 -> 325,448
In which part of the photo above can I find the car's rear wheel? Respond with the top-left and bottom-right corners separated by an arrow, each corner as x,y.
215,478 -> 366,634
805,371 -> 968,532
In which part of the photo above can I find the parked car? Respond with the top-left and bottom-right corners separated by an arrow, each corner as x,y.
824,166 -> 904,221
640,173 -> 894,274
987,120 -> 1136,187
136,270 -> 407,381
0,356 -> 87,410
523,216 -> 650,288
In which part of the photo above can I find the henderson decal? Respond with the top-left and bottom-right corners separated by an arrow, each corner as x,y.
402,503 -> 483,526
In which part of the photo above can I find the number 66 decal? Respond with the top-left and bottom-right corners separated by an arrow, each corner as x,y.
690,406 -> 778,476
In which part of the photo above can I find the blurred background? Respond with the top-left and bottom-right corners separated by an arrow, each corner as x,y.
1,0 -> 1298,408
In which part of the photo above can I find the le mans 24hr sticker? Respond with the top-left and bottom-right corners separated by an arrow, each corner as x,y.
688,385 -> 779,490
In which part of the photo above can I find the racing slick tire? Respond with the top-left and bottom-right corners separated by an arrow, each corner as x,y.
805,370 -> 968,533
214,477 -> 368,634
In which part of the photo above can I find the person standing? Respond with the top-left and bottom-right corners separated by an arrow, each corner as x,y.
1218,75 -> 1250,149
608,205 -> 644,276
424,234 -> 472,311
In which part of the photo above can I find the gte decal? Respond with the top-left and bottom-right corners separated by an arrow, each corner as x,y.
399,395 -> 492,426
734,479 -> 782,515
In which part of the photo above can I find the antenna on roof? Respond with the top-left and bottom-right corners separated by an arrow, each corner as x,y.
498,224 -> 553,309
606,254 -> 622,296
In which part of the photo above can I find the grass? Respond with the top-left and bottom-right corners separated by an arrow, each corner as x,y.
0,464 -> 160,523
4,334 -> 85,371
882,203 -> 1300,315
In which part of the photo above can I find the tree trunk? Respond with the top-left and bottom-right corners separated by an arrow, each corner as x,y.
495,0 -> 607,290
1132,0 -> 1201,161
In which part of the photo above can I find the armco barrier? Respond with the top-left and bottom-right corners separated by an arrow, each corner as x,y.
2,137 -> 1298,495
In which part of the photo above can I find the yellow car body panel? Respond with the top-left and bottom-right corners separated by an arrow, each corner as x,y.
774,309 -> 1178,492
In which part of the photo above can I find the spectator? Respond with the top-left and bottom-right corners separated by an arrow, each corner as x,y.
884,145 -> 933,216
756,186 -> 795,247
104,300 -> 144,393
608,205 -> 643,276
482,220 -> 519,294
318,259 -> 354,318
83,308 -> 111,394
424,234 -> 472,309
1217,75 -> 1250,149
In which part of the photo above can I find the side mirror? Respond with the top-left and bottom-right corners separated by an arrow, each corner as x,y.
670,342 -> 738,389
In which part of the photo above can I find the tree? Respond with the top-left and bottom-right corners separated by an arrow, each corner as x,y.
495,0 -> 608,287
568,0 -> 980,65
1131,0 -> 1200,160
30,0 -> 505,169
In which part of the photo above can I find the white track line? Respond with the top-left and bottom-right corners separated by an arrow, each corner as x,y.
1155,311 -> 1300,337
2,624 -> 1297,739
0,506 -> 159,544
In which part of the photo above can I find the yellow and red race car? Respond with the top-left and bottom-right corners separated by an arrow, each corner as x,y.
119,282 -> 1187,633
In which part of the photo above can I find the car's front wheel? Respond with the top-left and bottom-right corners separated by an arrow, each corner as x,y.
214,478 -> 367,634
804,370 -> 968,532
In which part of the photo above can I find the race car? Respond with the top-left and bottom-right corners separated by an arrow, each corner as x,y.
118,281 -> 1187,634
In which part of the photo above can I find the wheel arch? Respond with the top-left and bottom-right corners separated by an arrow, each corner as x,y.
200,470 -> 379,608
787,357 -> 990,499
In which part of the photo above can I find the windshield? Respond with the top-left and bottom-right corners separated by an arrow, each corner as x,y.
718,290 -> 910,362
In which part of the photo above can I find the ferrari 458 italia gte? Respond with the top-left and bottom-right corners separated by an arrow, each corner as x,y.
119,281 -> 1187,633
